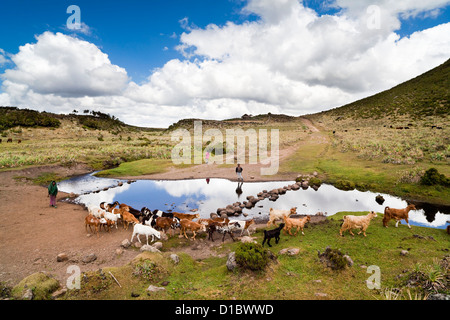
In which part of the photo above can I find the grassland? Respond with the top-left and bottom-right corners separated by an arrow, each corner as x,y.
59,212 -> 449,300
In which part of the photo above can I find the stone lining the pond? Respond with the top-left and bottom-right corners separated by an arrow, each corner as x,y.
213,180 -> 321,218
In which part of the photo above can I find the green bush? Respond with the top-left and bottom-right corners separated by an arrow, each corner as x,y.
420,168 -> 449,187
235,242 -> 269,271
309,177 -> 322,186
334,179 -> 356,191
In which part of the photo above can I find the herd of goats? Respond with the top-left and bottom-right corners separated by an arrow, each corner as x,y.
84,199 -> 428,247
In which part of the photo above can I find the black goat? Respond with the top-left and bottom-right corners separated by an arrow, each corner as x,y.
207,222 -> 235,242
262,223 -> 285,247
141,209 -> 174,227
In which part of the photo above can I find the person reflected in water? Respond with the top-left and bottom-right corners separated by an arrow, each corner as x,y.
235,181 -> 243,198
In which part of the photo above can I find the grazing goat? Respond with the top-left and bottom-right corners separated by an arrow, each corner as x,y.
340,211 -> 378,237
173,212 -> 200,221
154,217 -> 181,237
85,215 -> 101,238
283,215 -> 311,236
130,224 -> 161,245
267,207 -> 297,226
180,219 -> 206,240
7,138 -> 12,143
262,223 -> 285,247
383,204 -> 416,228
228,218 -> 255,236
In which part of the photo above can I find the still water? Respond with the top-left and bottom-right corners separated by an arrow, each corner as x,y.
58,173 -> 450,229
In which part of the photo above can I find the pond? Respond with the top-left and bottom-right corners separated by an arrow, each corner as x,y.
58,172 -> 450,230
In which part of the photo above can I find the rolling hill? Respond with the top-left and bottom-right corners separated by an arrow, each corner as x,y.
313,58 -> 449,120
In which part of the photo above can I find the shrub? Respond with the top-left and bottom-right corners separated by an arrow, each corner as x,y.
133,260 -> 159,281
334,179 -> 356,191
235,242 -> 270,271
318,246 -> 349,270
420,168 -> 449,187
309,177 -> 322,186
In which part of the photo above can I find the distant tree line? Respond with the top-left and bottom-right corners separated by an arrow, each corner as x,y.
0,107 -> 61,131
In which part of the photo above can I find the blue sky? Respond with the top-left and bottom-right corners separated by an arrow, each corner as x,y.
0,0 -> 449,127
1,0 -> 255,82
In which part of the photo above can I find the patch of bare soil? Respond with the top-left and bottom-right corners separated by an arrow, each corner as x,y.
0,165 -> 144,287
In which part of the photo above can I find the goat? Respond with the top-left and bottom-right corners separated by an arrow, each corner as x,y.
383,204 -> 416,228
130,223 -> 161,245
154,216 -> 181,237
173,212 -> 200,221
85,214 -> 101,238
140,207 -> 153,216
198,218 -> 233,242
267,207 -> 297,226
180,219 -> 206,240
99,201 -> 119,212
208,220 -> 236,242
103,211 -> 119,229
88,206 -> 106,218
228,218 -> 255,236
340,211 -> 378,237
121,209 -> 139,230
283,215 -> 311,236
142,210 -> 174,227
262,223 -> 285,247
7,138 -> 12,143
99,217 -> 115,233
119,203 -> 142,220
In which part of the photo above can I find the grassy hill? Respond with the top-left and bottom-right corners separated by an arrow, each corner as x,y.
314,58 -> 449,120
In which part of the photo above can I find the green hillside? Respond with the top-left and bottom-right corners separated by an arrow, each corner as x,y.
316,58 -> 449,120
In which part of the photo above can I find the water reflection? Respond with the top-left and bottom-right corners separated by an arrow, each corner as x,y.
58,174 -> 450,229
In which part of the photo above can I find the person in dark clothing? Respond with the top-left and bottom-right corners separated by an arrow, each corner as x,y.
48,180 -> 58,208
236,163 -> 243,181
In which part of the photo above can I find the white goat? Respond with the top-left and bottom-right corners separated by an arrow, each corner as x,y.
267,207 -> 297,226
228,219 -> 256,236
88,206 -> 106,218
103,211 -> 119,229
131,223 -> 161,245
339,211 -> 378,237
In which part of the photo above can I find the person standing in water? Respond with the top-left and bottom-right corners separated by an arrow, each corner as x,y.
48,180 -> 58,208
236,163 -> 244,181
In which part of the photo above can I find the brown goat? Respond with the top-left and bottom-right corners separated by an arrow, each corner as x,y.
283,215 -> 311,236
121,209 -> 139,230
383,204 -> 416,228
85,214 -> 101,238
173,212 -> 200,221
154,217 -> 179,237
180,219 -> 206,240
